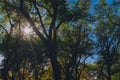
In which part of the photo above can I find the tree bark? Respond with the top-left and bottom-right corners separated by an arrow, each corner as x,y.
65,70 -> 71,80
34,68 -> 39,80
2,68 -> 8,80
2,57 -> 10,80
48,42 -> 61,80
107,65 -> 111,80
50,56 -> 61,80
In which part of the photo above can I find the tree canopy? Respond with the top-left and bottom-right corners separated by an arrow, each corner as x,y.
0,0 -> 120,80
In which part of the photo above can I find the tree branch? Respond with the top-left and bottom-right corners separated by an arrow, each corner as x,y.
33,1 -> 48,38
36,3 -> 52,17
55,21 -> 63,31
49,1 -> 58,40
4,1 -> 14,35
108,14 -> 120,26
0,24 -> 9,35
19,0 -> 47,44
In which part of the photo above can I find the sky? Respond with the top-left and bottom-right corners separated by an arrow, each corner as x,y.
0,54 -> 4,65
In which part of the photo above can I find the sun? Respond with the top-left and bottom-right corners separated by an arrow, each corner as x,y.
23,27 -> 32,35
21,22 -> 35,39
22,27 -> 33,39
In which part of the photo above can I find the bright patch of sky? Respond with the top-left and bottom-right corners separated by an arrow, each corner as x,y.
89,0 -> 99,15
86,55 -> 99,64
89,0 -> 113,15
106,0 -> 113,4
0,15 -> 2,18
0,54 -> 4,65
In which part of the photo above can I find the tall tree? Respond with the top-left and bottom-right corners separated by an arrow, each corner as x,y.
58,21 -> 93,80
95,1 -> 120,80
0,0 -> 92,79
95,24 -> 120,80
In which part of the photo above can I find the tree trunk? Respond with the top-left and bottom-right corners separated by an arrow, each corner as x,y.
64,64 -> 72,80
1,58 -> 9,80
50,55 -> 61,80
48,43 -> 61,80
51,59 -> 61,80
11,74 -> 15,80
34,68 -> 39,80
2,67 -> 9,80
65,71 -> 71,80
18,71 -> 22,80
107,64 -> 111,80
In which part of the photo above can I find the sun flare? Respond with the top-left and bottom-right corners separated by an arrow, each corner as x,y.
23,27 -> 32,35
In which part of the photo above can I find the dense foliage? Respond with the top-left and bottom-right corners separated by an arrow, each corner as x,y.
0,0 -> 120,80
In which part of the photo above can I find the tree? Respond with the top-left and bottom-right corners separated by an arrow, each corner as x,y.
94,1 -> 120,80
57,20 -> 93,80
95,24 -> 120,80
0,0 -> 92,80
